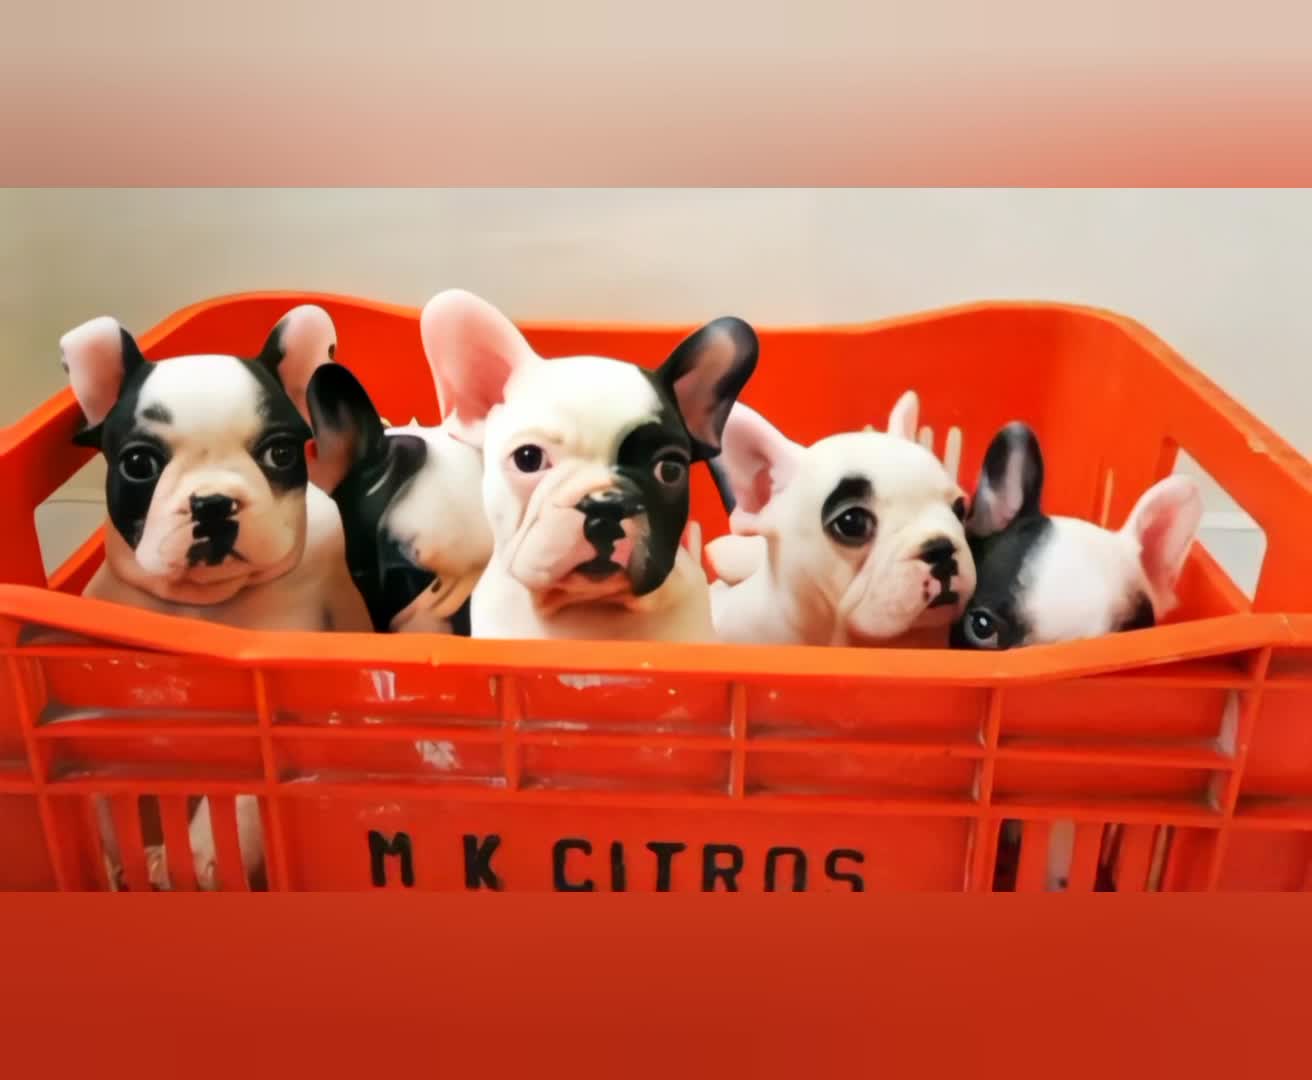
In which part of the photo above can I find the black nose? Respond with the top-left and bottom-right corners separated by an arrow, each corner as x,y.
190,493 -> 236,522
918,537 -> 957,568
576,489 -> 644,524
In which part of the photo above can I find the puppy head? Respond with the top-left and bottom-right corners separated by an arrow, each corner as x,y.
952,422 -> 1203,649
716,393 -> 975,641
421,289 -> 757,610
306,363 -> 491,631
61,306 -> 332,605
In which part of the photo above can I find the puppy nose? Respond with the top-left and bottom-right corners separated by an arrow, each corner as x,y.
918,536 -> 958,567
576,489 -> 644,523
190,493 -> 236,522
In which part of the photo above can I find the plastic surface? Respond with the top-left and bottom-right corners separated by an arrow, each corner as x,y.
3,291 -> 1312,892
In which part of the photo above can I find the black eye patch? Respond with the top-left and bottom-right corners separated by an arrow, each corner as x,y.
616,421 -> 691,470
821,476 -> 873,522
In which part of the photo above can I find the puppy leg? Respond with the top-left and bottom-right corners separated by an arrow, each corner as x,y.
188,794 -> 265,890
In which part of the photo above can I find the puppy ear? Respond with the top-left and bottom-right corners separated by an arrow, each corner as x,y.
886,390 -> 920,442
967,422 -> 1044,538
714,402 -> 803,535
305,364 -> 388,493
1121,475 -> 1203,610
420,289 -> 539,448
59,316 -> 146,446
255,305 -> 338,423
656,317 -> 759,461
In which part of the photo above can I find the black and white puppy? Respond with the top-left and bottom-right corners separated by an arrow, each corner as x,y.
305,363 -> 491,634
421,289 -> 758,641
61,306 -> 370,633
61,306 -> 372,892
951,422 -> 1203,650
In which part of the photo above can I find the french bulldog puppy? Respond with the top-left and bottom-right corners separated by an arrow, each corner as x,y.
61,305 -> 372,892
305,363 -> 491,634
61,306 -> 370,633
420,289 -> 758,641
950,422 -> 1203,651
705,391 -> 976,646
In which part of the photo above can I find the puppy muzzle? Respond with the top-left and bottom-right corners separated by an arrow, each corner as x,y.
509,477 -> 647,595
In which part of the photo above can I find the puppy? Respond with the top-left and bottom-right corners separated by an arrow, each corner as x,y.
950,422 -> 1203,650
60,306 -> 372,892
705,391 -> 975,646
61,306 -> 370,633
305,363 -> 491,633
420,289 -> 758,641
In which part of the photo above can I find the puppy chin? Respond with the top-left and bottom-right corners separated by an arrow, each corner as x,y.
125,528 -> 303,606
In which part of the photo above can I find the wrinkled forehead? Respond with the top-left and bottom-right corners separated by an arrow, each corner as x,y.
496,356 -> 668,455
134,356 -> 277,445
805,432 -> 958,504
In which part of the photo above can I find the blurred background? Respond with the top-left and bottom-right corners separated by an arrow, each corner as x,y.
2,188 -> 1306,586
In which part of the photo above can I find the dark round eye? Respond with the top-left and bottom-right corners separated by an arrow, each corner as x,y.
952,496 -> 967,521
259,438 -> 302,471
512,444 -> 547,473
826,507 -> 876,546
654,457 -> 687,486
118,446 -> 163,483
964,609 -> 1002,649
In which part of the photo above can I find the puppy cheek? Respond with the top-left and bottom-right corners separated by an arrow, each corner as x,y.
628,518 -> 677,597
234,492 -> 305,567
847,556 -> 925,637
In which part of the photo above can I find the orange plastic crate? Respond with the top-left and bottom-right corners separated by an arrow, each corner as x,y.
3,291 -> 1312,893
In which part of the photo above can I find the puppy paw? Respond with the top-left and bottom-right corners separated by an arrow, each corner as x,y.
144,844 -> 171,891
102,853 -> 126,893
195,856 -> 220,892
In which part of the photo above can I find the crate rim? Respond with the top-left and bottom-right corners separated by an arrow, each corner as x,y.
1,584 -> 1305,685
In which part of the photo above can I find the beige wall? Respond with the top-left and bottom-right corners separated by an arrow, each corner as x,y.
2,188 -> 1304,583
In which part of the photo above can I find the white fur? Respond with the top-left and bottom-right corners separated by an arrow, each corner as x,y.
382,420 -> 492,632
1018,517 -> 1155,646
709,400 -> 974,646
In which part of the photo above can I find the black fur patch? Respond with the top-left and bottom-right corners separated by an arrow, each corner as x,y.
821,476 -> 873,523
614,417 -> 692,597
623,321 -> 756,594
1120,592 -> 1156,632
950,515 -> 1053,650
306,364 -> 446,633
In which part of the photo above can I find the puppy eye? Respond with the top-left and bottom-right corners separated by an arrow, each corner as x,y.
259,437 -> 302,472
653,457 -> 687,486
511,444 -> 549,473
952,496 -> 967,521
825,507 -> 876,547
119,446 -> 164,483
964,609 -> 1002,649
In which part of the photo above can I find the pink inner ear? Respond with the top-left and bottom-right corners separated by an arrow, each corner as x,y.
886,390 -> 920,441
719,403 -> 801,517
419,289 -> 538,446
273,305 -> 337,423
1125,476 -> 1203,597
59,316 -> 127,427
